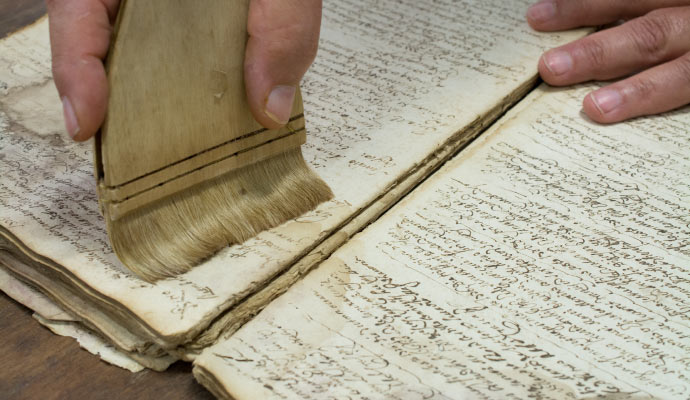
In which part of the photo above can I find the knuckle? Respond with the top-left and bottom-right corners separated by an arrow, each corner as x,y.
630,76 -> 658,100
302,41 -> 319,64
629,12 -> 674,60
248,0 -> 320,64
673,53 -> 690,85
51,54 -> 70,78
579,38 -> 608,72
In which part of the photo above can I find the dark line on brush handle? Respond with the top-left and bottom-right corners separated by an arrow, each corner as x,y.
111,113 -> 305,188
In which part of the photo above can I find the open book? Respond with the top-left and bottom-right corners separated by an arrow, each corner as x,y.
1,0 -> 688,398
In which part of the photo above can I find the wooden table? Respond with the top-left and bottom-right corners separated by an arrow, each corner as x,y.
0,2 -> 214,399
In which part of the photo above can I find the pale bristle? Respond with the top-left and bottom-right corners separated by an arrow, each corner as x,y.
106,149 -> 333,282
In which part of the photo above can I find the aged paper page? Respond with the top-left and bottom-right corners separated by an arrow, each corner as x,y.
1,265 -> 164,372
0,2 -> 586,355
195,84 -> 690,399
0,266 -> 74,322
33,314 -> 148,373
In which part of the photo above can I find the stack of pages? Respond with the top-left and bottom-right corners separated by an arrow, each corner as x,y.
1,0 -> 688,398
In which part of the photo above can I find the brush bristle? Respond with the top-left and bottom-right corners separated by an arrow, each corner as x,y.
106,149 -> 333,282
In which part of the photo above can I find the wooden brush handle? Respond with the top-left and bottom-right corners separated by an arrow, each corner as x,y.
96,0 -> 306,220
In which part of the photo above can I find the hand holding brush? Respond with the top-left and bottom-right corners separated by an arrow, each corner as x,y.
47,0 -> 323,141
45,0 -> 333,281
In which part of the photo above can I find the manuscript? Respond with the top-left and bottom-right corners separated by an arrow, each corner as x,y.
2,0 -> 688,398
195,84 -> 690,399
0,0 -> 585,367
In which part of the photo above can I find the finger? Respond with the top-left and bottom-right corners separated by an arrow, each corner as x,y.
245,0 -> 322,129
46,0 -> 119,141
538,7 -> 690,86
582,52 -> 690,123
527,0 -> 690,31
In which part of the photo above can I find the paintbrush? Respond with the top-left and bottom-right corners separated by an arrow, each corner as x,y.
95,0 -> 333,281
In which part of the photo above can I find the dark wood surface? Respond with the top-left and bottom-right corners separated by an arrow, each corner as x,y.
0,2 -> 214,399
0,293 -> 214,400
0,0 -> 46,39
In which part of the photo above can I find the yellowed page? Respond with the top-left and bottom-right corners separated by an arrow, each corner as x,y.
0,266 -> 74,322
33,314 -> 148,373
1,265 -> 174,372
195,84 -> 690,399
0,2 -> 586,355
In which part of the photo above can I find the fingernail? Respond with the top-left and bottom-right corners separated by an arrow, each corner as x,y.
543,50 -> 572,76
265,85 -> 296,125
527,1 -> 556,23
591,89 -> 623,114
61,96 -> 80,139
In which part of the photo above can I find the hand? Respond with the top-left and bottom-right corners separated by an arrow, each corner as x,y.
46,0 -> 322,141
527,0 -> 690,123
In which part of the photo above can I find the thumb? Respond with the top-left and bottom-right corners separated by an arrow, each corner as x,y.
46,0 -> 120,142
244,0 -> 322,129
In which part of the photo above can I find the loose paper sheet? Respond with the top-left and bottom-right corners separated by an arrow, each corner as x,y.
195,84 -> 690,399
0,265 -> 177,372
33,314 -> 147,373
0,1 -> 586,349
0,265 -> 75,322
